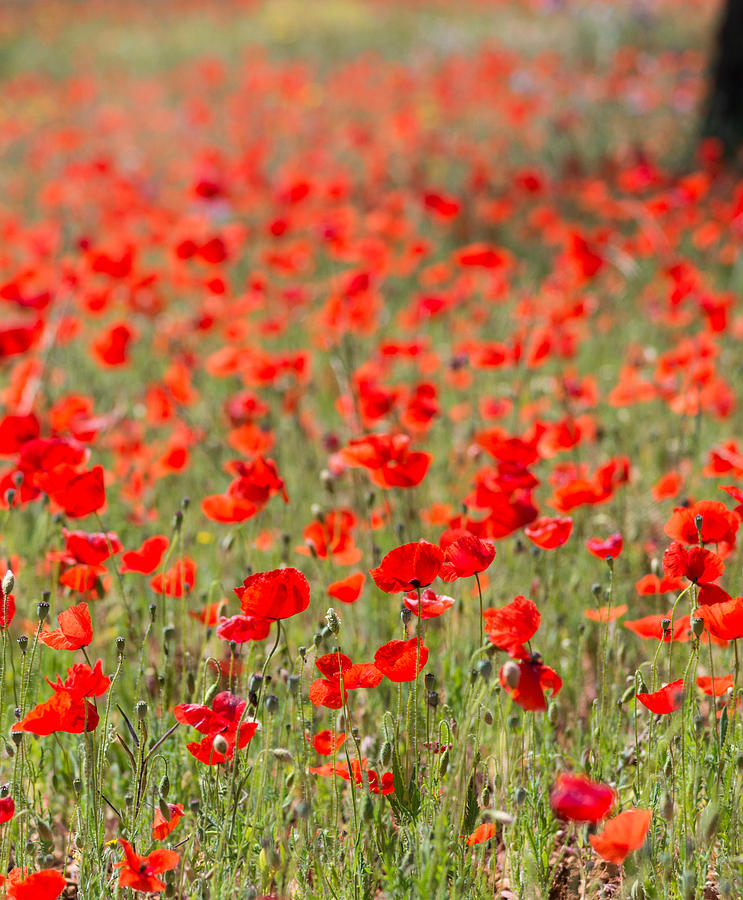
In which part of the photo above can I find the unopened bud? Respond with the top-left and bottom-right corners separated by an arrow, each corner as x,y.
136,701 -> 148,720
158,797 -> 172,822
2,571 -> 14,596
501,661 -> 520,689
212,734 -> 229,756
271,748 -> 294,764
325,608 -> 341,636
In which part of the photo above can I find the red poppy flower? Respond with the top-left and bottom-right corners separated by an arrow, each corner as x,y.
308,653 -> 382,708
635,574 -> 685,595
311,730 -> 346,756
439,534 -> 495,582
200,493 -> 258,524
403,588 -> 455,619
63,529 -> 122,565
0,589 -> 16,628
339,433 -> 431,489
624,612 -> 688,643
13,660 -> 110,735
484,596 -> 540,659
173,691 -> 259,765
39,602 -> 93,651
467,823 -> 497,846
664,500 -> 739,547
524,516 -> 573,550
150,558 -> 196,597
585,532 -> 623,560
636,679 -> 684,714
189,600 -> 227,626
696,584 -> 733,607
549,773 -> 615,823
695,597 -> 743,641
374,639 -> 428,682
296,509 -> 362,565
152,803 -> 185,841
0,796 -> 14,823
369,540 -> 443,593
234,567 -> 310,620
327,572 -> 365,604
662,542 -> 724,584
51,465 -> 105,518
115,840 -> 179,893
589,809 -> 652,864
697,673 -> 733,696
120,535 -> 170,574
216,614 -> 272,643
584,605 -> 628,623
0,867 -> 67,899
500,658 -> 562,711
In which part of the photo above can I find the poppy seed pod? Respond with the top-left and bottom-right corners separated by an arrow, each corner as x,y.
265,694 -> 279,715
17,636 -> 27,653
691,617 -> 704,638
136,701 -> 148,720
115,636 -> 126,654
37,600 -> 50,622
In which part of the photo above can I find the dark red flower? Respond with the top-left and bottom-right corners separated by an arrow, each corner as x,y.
369,541 -> 443,593
216,614 -> 272,643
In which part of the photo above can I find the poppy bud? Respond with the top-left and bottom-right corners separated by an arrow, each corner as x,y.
115,636 -> 126,655
691,617 -> 704,638
17,636 -> 27,653
514,787 -> 527,806
482,708 -> 494,725
548,702 -> 559,724
439,749 -> 449,777
380,740 -> 393,767
158,796 -> 173,822
248,674 -> 263,694
424,673 -> 436,691
361,794 -> 374,822
296,800 -> 310,819
272,747 -> 294,764
501,661 -> 520,689
2,571 -> 14,596
476,659 -> 492,681
265,694 -> 279,715
36,600 -> 49,622
212,734 -> 229,756
136,701 -> 148,720
325,608 -> 341,636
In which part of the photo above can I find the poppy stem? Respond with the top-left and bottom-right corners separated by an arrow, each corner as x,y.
475,572 -> 484,651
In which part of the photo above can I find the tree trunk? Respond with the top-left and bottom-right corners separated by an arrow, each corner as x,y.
702,0 -> 743,155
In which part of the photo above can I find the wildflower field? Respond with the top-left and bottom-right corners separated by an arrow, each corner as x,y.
1,0 -> 743,897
